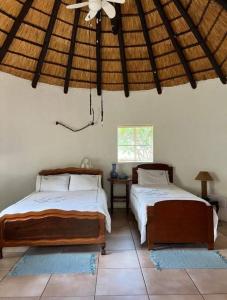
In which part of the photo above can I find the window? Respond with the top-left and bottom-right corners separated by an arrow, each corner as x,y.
118,126 -> 154,163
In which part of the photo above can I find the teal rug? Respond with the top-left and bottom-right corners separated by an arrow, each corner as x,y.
9,247 -> 97,276
151,249 -> 227,270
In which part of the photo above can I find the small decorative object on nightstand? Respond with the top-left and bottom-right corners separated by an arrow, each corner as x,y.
110,163 -> 118,179
108,177 -> 131,215
195,171 -> 213,201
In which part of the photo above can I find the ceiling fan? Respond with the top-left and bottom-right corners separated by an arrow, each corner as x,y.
67,0 -> 125,21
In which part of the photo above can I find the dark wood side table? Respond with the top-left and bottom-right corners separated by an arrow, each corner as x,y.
208,200 -> 219,214
204,197 -> 219,214
108,178 -> 131,214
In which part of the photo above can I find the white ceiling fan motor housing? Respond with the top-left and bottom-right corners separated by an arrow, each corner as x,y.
89,0 -> 102,12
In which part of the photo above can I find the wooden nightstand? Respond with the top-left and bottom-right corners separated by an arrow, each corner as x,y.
208,199 -> 219,214
108,178 -> 131,214
203,197 -> 219,213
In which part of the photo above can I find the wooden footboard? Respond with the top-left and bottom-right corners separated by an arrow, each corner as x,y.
147,200 -> 214,250
0,210 -> 106,258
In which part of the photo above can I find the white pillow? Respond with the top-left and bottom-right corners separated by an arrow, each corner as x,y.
137,168 -> 169,186
69,174 -> 101,191
36,175 -> 70,192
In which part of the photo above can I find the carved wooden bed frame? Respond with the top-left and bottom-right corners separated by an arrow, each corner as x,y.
132,164 -> 214,250
0,167 -> 106,259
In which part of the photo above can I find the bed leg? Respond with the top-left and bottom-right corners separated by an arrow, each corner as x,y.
208,242 -> 214,250
0,248 -> 3,259
147,206 -> 154,251
148,241 -> 154,251
101,244 -> 106,255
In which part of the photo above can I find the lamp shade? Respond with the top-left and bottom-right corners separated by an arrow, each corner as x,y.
195,171 -> 213,181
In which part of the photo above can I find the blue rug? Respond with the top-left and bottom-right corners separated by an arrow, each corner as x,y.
150,249 -> 227,270
9,247 -> 97,276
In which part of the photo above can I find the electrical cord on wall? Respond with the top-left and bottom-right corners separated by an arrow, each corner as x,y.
56,109 -> 95,132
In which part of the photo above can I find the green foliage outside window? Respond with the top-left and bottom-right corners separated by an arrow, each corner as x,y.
118,126 -> 153,162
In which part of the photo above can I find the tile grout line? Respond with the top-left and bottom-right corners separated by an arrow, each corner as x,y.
39,273 -> 52,299
185,269 -> 204,298
0,250 -> 27,283
128,212 -> 150,298
94,247 -> 101,299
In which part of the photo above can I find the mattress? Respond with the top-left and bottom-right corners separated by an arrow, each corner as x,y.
0,189 -> 111,232
130,184 -> 218,244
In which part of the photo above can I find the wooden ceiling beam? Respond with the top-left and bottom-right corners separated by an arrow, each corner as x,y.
172,0 -> 227,84
32,0 -> 61,88
154,0 -> 196,89
64,5 -> 81,94
216,0 -> 227,10
116,4 -> 129,97
96,11 -> 102,96
0,0 -> 34,64
135,0 -> 162,94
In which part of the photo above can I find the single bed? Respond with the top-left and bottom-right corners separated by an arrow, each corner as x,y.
131,164 -> 217,250
0,167 -> 111,258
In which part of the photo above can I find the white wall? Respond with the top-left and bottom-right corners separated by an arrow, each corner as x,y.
0,72 -> 227,220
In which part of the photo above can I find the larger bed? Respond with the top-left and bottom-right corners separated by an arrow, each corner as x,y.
0,167 -> 111,258
131,164 -> 218,250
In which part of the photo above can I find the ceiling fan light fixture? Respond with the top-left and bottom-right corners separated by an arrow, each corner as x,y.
67,0 -> 125,21
89,0 -> 102,11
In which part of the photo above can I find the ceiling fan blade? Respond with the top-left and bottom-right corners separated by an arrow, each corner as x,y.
102,0 -> 116,19
66,2 -> 89,9
85,9 -> 98,21
106,0 -> 125,4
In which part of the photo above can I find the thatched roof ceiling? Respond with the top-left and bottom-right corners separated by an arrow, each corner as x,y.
0,0 -> 226,97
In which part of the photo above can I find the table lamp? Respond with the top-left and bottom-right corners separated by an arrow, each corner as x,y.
195,171 -> 213,200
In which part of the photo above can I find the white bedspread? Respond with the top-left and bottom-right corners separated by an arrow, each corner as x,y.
0,189 -> 111,232
130,184 -> 218,243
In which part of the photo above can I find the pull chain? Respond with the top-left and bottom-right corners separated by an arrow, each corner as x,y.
101,92 -> 104,126
89,21 -> 92,115
89,13 -> 104,126
98,12 -> 104,127
90,89 -> 92,115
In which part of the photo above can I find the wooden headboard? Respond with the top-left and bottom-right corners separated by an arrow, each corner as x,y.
132,163 -> 173,184
39,167 -> 103,177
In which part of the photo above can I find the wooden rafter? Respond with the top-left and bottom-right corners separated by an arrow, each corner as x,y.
32,0 -> 61,88
0,0 -> 34,64
0,0 -> 226,93
216,0 -> 227,10
153,0 -> 197,89
96,11 -> 102,96
64,5 -> 81,94
111,14 -> 119,35
135,0 -> 162,94
197,0 -> 211,27
172,0 -> 227,84
116,4 -> 129,97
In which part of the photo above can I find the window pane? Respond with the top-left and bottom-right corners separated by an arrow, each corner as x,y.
135,127 -> 153,146
118,146 -> 135,162
118,127 -> 134,146
118,126 -> 153,163
135,146 -> 153,162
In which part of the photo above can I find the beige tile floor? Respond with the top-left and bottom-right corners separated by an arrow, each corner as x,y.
0,210 -> 227,300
